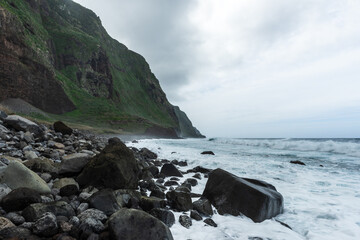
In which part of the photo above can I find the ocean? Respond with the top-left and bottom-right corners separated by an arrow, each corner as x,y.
126,138 -> 360,240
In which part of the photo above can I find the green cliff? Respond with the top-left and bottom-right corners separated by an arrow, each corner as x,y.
0,0 -> 204,138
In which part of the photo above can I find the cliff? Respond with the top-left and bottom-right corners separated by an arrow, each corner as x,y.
0,0 -> 204,138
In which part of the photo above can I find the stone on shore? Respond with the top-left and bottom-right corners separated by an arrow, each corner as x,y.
59,153 -> 91,174
160,163 -> 183,177
179,214 -> 192,229
193,198 -> 213,216
201,151 -> 215,155
22,201 -> 75,222
108,208 -> 173,240
1,188 -> 42,212
23,158 -> 59,175
149,208 -> 175,227
32,212 -> 58,237
0,161 -> 51,194
166,189 -> 192,211
53,178 -> 79,196
4,115 -> 43,137
77,140 -> 140,189
290,160 -> 306,165
88,189 -> 123,216
53,121 -> 73,135
0,217 -> 15,230
202,168 -> 284,222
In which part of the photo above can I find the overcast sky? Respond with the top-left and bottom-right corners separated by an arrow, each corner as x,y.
73,0 -> 360,138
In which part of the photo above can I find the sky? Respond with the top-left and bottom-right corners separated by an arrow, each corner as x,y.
73,0 -> 360,138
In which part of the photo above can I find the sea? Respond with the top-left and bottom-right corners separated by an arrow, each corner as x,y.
126,138 -> 360,240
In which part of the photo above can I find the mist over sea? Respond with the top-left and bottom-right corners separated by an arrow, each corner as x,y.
126,138 -> 360,240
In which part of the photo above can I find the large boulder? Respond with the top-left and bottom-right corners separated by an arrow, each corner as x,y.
22,201 -> 75,222
53,121 -> 73,135
4,115 -> 42,137
166,189 -> 192,211
0,161 -> 51,194
59,153 -> 91,174
160,163 -> 183,177
108,208 -> 173,240
202,168 -> 284,222
192,198 -> 213,216
149,208 -> 175,227
88,189 -> 123,216
1,188 -> 42,212
77,141 -> 140,189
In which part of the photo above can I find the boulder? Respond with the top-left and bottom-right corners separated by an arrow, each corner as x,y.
140,196 -> 166,212
192,198 -> 213,216
0,227 -> 39,240
166,189 -> 192,211
78,209 -> 107,223
201,151 -> 215,155
23,158 -> 59,175
0,217 -> 15,230
4,115 -> 42,137
290,160 -> 306,166
5,212 -> 25,225
32,212 -> 58,237
53,121 -> 73,135
202,168 -> 284,222
186,166 -> 212,174
149,208 -> 175,227
108,208 -> 173,240
190,210 -> 202,221
160,163 -> 183,177
24,151 -> 38,160
139,148 -> 158,160
53,178 -> 79,196
22,201 -> 75,222
0,161 -> 51,194
204,218 -> 217,227
179,215 -> 192,229
59,153 -> 91,174
1,188 -> 42,212
88,189 -> 123,216
0,111 -> 7,121
77,141 -> 140,189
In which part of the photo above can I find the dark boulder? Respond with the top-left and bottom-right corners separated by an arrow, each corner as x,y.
192,198 -> 213,216
53,121 -> 73,135
0,227 -> 40,240
201,151 -> 215,155
149,208 -> 175,227
190,210 -> 202,221
22,201 -> 75,222
186,166 -> 212,174
88,189 -> 123,216
160,163 -> 183,177
140,196 -> 166,212
290,160 -> 306,166
204,218 -> 217,227
202,168 -> 284,222
4,115 -> 43,137
179,215 -> 192,229
166,189 -> 192,211
1,188 -> 42,212
139,148 -> 158,160
77,141 -> 140,189
108,208 -> 173,240
150,189 -> 166,199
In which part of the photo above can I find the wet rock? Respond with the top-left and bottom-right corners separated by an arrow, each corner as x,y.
32,212 -> 58,237
193,198 -> 213,216
164,180 -> 179,186
23,157 -> 59,174
184,178 -> 198,187
1,188 -> 42,212
203,218 -> 217,227
202,168 -> 284,222
201,151 -> 215,155
187,166 -> 212,174
77,202 -> 89,215
149,208 -> 175,227
5,212 -> 25,225
160,163 -> 183,177
0,226 -> 39,240
140,196 -> 166,212
88,189 -> 123,216
190,210 -> 202,221
290,160 -> 306,166
59,153 -> 91,174
53,178 -> 79,196
150,189 -> 166,199
179,214 -> 192,229
166,189 -> 192,211
108,208 -> 173,240
0,217 -> 15,230
147,165 -> 159,176
22,201 -> 75,222
0,161 -> 51,194
4,115 -> 43,137
53,121 -> 73,135
139,148 -> 158,160
77,141 -> 140,189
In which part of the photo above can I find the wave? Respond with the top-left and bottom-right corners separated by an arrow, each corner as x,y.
210,138 -> 360,157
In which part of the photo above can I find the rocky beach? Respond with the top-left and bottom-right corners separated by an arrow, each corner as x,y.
0,111 -> 285,239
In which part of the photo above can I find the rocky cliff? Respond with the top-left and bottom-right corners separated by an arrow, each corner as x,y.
0,0 -> 204,138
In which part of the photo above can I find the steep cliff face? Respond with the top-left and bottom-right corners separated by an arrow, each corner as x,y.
0,0 -> 204,137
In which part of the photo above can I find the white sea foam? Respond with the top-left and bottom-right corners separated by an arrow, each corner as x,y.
126,138 -> 360,240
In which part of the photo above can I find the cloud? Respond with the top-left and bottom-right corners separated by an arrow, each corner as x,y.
73,0 -> 360,137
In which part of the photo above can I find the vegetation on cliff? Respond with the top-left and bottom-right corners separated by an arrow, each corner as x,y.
0,0 -> 204,137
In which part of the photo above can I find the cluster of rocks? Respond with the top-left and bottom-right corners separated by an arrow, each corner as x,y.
0,111 -> 285,239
